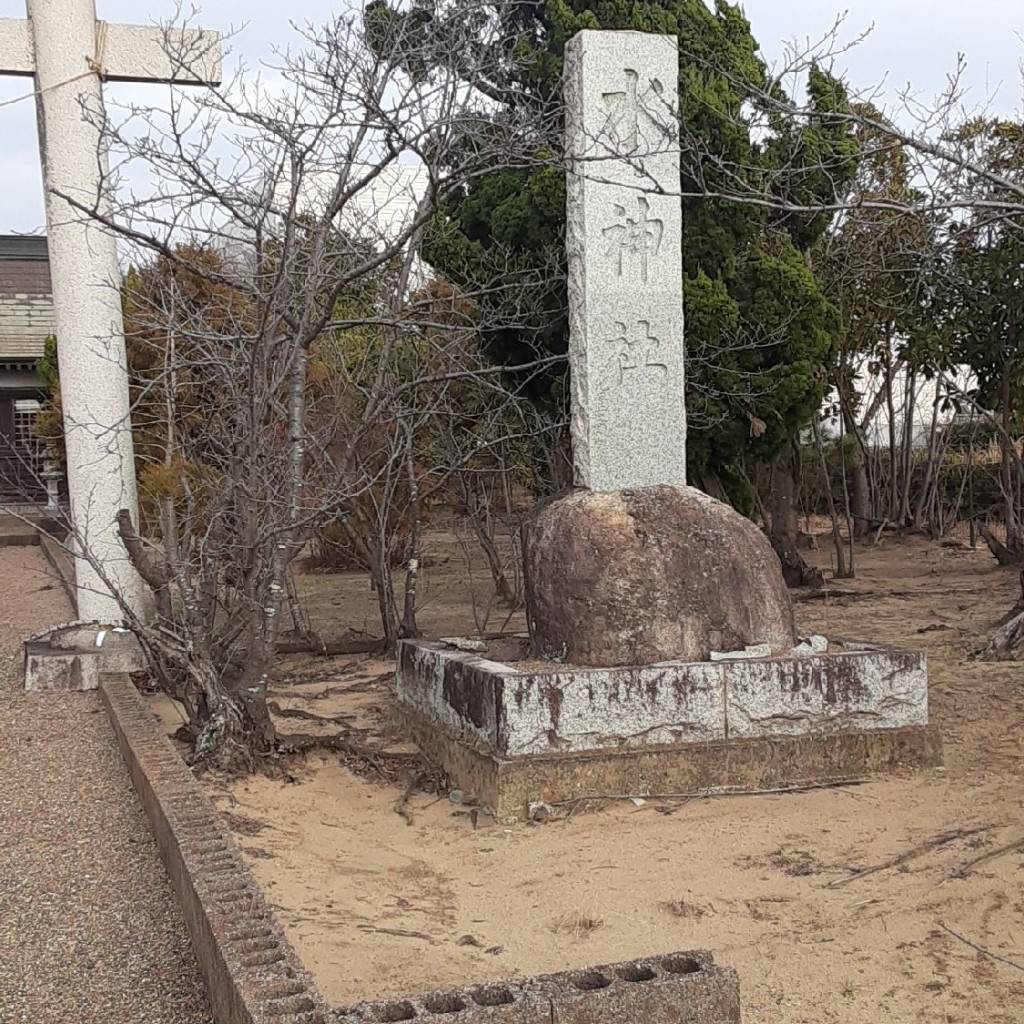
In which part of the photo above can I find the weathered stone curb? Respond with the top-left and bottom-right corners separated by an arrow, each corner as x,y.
38,530 -> 76,607
100,673 -> 330,1024
0,524 -> 39,546
331,950 -> 740,1024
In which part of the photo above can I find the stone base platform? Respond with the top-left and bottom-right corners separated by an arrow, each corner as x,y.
396,640 -> 942,819
24,621 -> 146,692
0,514 -> 40,547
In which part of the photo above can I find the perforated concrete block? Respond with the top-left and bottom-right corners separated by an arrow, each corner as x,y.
333,951 -> 739,1024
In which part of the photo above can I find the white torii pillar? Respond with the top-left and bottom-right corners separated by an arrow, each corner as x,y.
0,2 -> 220,622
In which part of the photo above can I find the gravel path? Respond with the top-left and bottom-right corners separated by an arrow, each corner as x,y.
0,546 -> 213,1024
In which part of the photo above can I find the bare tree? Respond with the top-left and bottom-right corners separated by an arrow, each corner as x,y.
685,23 -> 1024,570
49,4 -> 560,767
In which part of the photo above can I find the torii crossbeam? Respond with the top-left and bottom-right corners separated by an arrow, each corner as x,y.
0,2 -> 220,622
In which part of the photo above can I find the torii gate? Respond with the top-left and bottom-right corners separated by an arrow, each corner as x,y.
0,1 -> 220,622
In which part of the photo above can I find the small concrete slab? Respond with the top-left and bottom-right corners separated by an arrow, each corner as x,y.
24,621 -> 146,692
24,645 -> 99,691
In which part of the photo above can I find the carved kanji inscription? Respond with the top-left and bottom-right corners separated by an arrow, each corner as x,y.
602,196 -> 664,283
605,319 -> 669,384
600,68 -> 666,154
565,31 -> 685,490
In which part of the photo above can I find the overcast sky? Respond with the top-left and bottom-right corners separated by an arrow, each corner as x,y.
0,0 -> 1021,234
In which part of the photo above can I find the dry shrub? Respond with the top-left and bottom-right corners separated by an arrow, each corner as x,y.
548,909 -> 604,939
309,518 -> 412,571
659,899 -> 708,919
306,420 -> 425,571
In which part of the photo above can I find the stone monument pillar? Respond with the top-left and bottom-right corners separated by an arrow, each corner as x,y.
27,0 -> 145,621
564,30 -> 686,491
524,30 -> 795,667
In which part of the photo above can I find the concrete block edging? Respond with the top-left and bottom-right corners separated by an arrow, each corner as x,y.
100,673 -> 328,1024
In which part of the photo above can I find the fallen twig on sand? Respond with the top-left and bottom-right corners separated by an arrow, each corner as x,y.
356,925 -> 438,945
939,922 -> 1024,974
556,778 -> 869,816
394,770 -> 425,826
795,586 -> 983,603
828,824 -> 1002,888
950,836 -> 1024,878
793,588 -> 858,602
705,779 -> 870,799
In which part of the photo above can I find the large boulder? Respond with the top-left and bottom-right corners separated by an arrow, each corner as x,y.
523,485 -> 795,667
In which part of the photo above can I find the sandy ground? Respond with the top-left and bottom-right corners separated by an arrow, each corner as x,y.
203,533 -> 1024,1023
0,546 -> 213,1024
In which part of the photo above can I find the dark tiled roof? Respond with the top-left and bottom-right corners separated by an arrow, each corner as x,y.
0,235 -> 49,261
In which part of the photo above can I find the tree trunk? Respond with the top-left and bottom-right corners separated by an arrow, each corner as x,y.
374,556 -> 400,651
998,364 -> 1024,557
401,435 -> 422,638
986,612 -> 1024,659
978,520 -> 1024,567
812,418 -> 850,579
285,569 -> 317,647
839,390 -> 871,538
545,423 -> 574,495
885,344 -> 899,523
898,366 -> 917,527
460,471 -> 516,606
770,445 -> 822,588
499,458 -> 524,605
913,378 -> 943,531
837,419 -> 856,578
985,573 -> 1024,659
337,507 -> 401,647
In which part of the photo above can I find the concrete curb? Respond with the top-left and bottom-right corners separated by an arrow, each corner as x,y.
38,530 -> 76,608
100,673 -> 330,1024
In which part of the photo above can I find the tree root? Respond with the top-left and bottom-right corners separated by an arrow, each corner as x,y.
267,700 -> 356,725
984,609 -> 1024,660
978,521 -> 1024,567
274,730 -> 420,761
275,635 -> 386,656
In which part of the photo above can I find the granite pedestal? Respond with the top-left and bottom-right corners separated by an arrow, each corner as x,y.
396,638 -> 941,820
